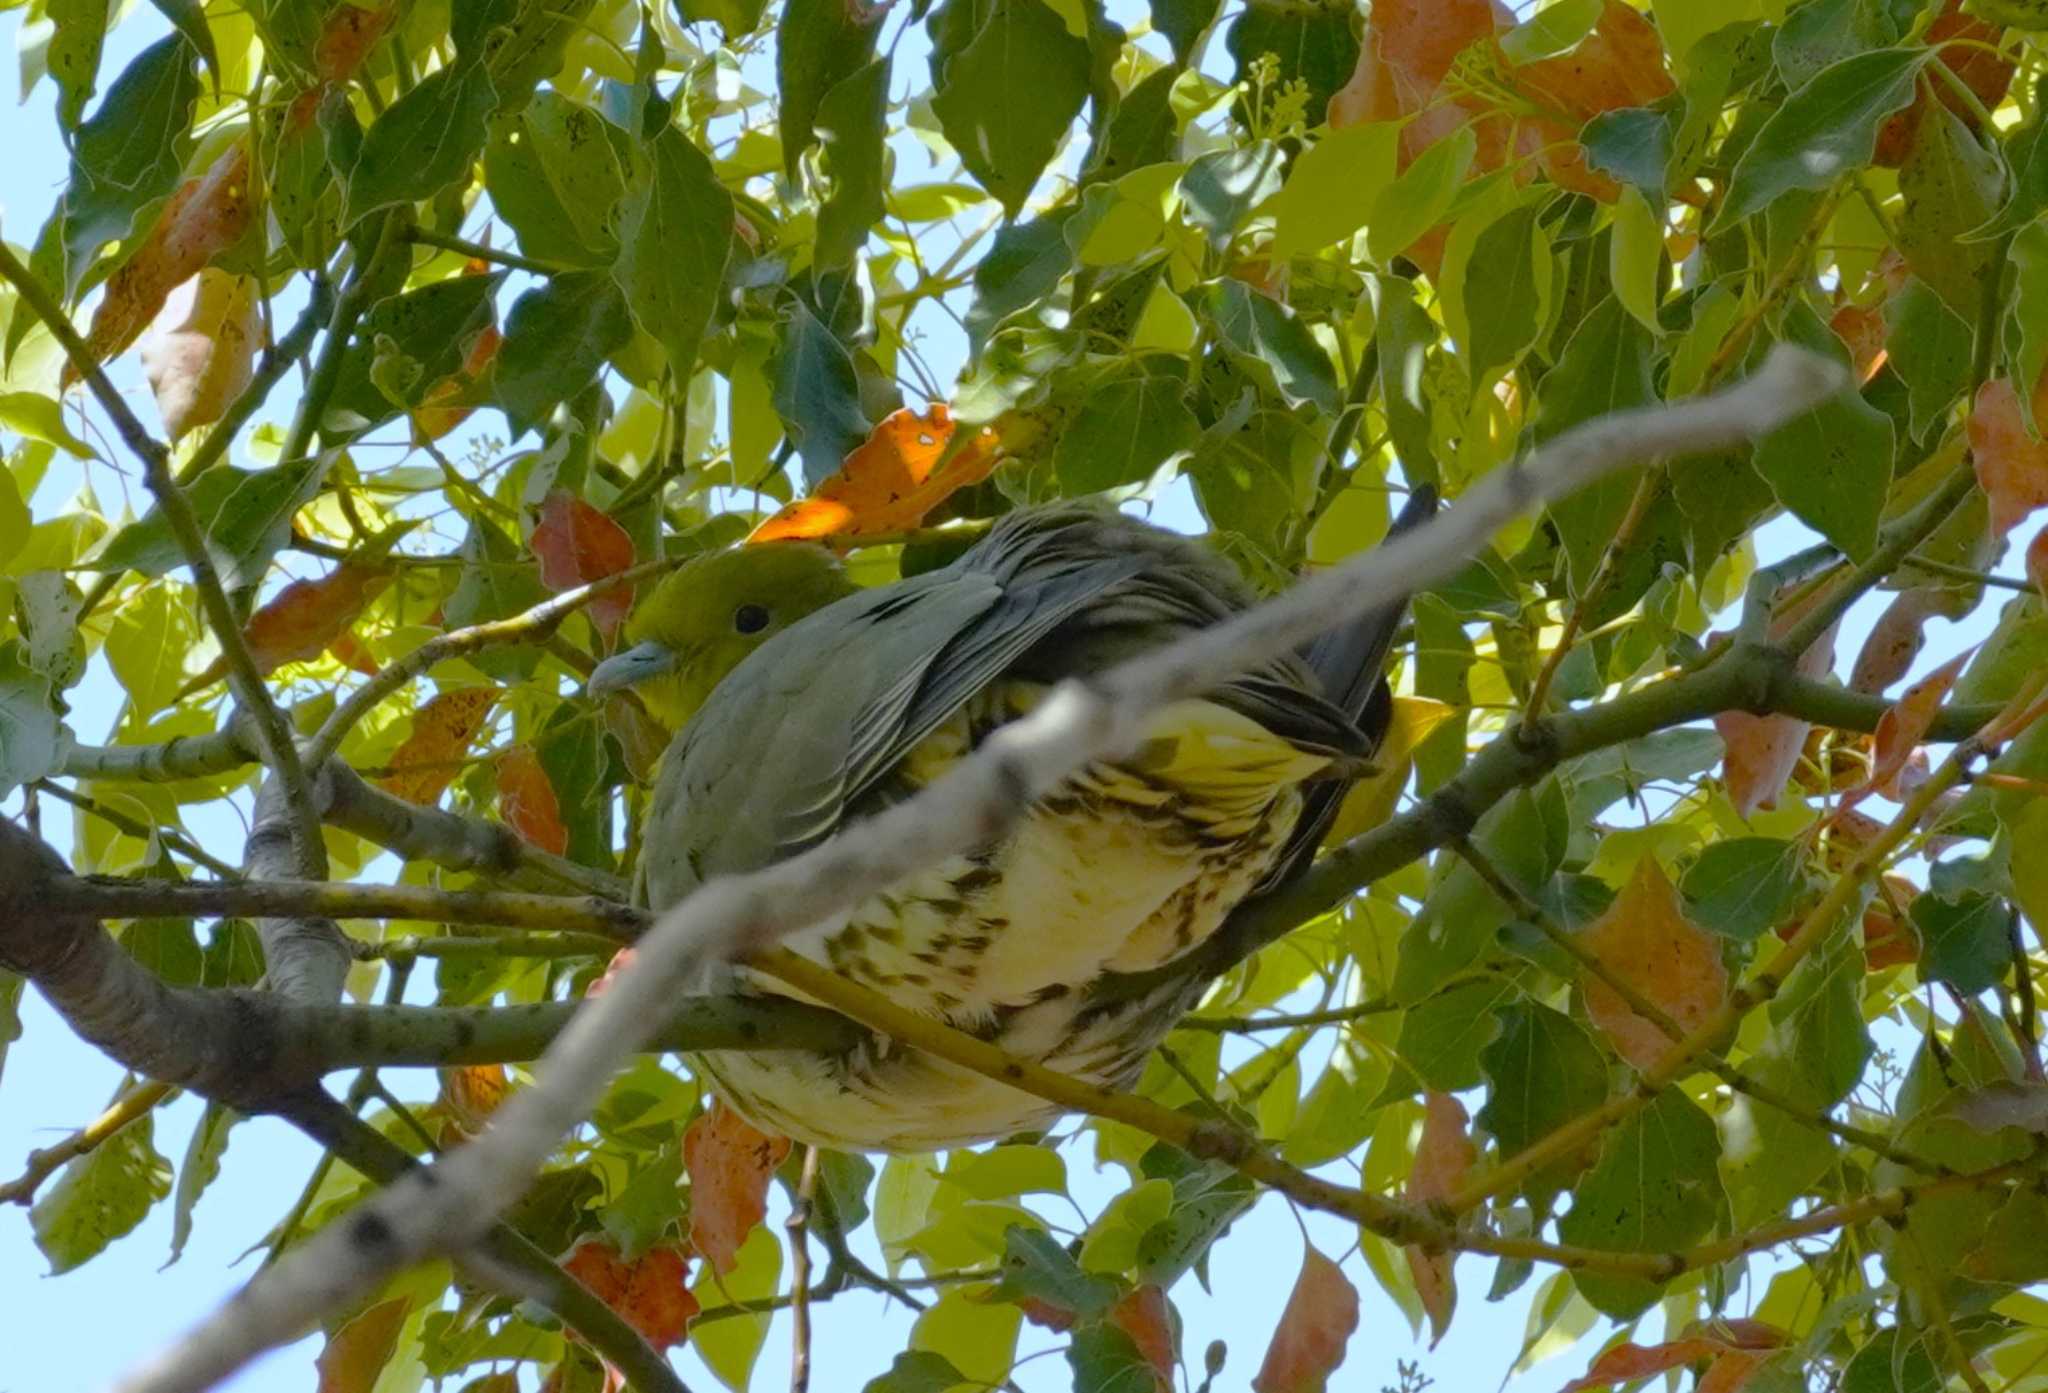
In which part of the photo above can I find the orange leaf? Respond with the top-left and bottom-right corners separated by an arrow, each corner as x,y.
316,1297 -> 410,1393
1698,1351 -> 1771,1393
437,1063 -> 509,1139
561,1239 -> 699,1350
497,747 -> 568,856
587,947 -> 635,998
1108,1285 -> 1175,1390
328,629 -> 381,677
749,404 -> 1003,545
1828,302 -> 1889,385
77,143 -> 254,374
683,1100 -> 792,1275
1850,588 -> 1942,694
411,324 -> 502,443
1970,376 -> 2048,536
531,491 -> 637,637
1864,651 -> 1971,801
1713,593 -> 1839,818
139,269 -> 260,440
1252,1245 -> 1360,1393
1581,858 -> 1729,1072
245,564 -> 390,673
1874,0 -> 2012,167
1561,1337 -> 1730,1392
1403,1092 -> 1475,1347
380,687 -> 498,806
316,3 -> 398,83
1510,1 -> 1675,125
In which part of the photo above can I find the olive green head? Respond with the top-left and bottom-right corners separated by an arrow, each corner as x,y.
585,542 -> 856,730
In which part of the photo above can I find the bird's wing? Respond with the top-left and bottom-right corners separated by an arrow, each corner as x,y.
644,523 -> 1152,903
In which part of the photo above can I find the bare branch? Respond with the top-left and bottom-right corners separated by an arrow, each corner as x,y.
112,348 -> 1847,1393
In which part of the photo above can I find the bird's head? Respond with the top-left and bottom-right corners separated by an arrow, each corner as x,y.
585,541 -> 856,730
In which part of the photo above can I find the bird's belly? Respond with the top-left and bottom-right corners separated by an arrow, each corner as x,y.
682,693 -> 1320,1151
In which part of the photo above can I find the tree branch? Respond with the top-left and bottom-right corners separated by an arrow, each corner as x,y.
0,240 -> 326,882
109,348 -> 1847,1393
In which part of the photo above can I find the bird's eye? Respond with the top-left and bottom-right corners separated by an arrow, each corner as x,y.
733,603 -> 771,635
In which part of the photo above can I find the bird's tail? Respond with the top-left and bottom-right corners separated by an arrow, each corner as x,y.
1267,483 -> 1440,884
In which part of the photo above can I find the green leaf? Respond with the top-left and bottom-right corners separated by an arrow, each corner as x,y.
1179,141 -> 1282,251
1134,1142 -> 1254,1288
495,272 -> 634,438
1756,937 -> 1871,1109
863,1351 -> 970,1393
1478,1003 -> 1610,1216
95,457 -> 325,590
1539,296 -> 1660,596
1609,188 -> 1665,335
965,214 -> 1077,352
780,0 -> 882,178
1392,785 -> 1562,1000
1842,1329 -> 1941,1393
1582,106 -> 1676,202
1883,276 -> 1974,440
1772,0 -> 1899,91
1681,837 -> 1806,941
612,127 -> 737,382
689,1224 -> 783,1392
52,34 -> 202,299
1223,0 -> 1360,118
0,390 -> 98,460
147,0 -> 220,96
931,0 -> 1091,215
0,643 -> 69,797
814,57 -> 892,271
105,583 -> 202,718
0,971 -> 22,1086
1895,100 -> 2007,320
1463,202 -> 1552,384
1199,279 -> 1339,412
995,1226 -> 1117,1319
771,298 -> 871,486
345,62 -> 499,228
1500,0 -> 1603,64
1972,103 -> 2048,241
1052,365 -> 1198,493
47,0 -> 110,134
1911,891 -> 2014,994
1282,1044 -> 1390,1169
1148,0 -> 1219,63
945,1145 -> 1066,1200
167,1101 -> 237,1267
1268,122 -> 1400,261
483,93 -> 632,268
1369,128 -> 1478,267
1957,595 -> 2048,707
1188,406 -> 1316,560
444,515 -> 549,682
1389,976 -> 1515,1095
0,461 -> 29,572
1067,1321 -> 1163,1393
1752,301 -> 1894,560
328,272 -> 507,425
1374,273 -> 1439,480
31,1104 -> 172,1274
1717,48 -> 1929,230
911,1289 -> 1022,1391
1079,1177 -> 1173,1273
536,699 -> 614,873
1556,1089 -> 1724,1317
483,0 -> 601,112
1718,1090 -> 1838,1229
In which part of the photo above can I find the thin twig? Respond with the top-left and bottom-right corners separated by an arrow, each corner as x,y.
0,241 -> 326,879
0,1080 -> 178,1205
787,1146 -> 820,1393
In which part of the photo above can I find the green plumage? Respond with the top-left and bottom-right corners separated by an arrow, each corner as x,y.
593,500 -> 1430,1151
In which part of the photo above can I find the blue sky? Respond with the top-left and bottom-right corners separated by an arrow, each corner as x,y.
1,4 -> 2033,1391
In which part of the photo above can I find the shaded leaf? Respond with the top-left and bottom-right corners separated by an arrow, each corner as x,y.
684,1100 -> 793,1275
380,687 -> 498,806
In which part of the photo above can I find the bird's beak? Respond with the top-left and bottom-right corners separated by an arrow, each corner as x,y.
586,640 -> 678,700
